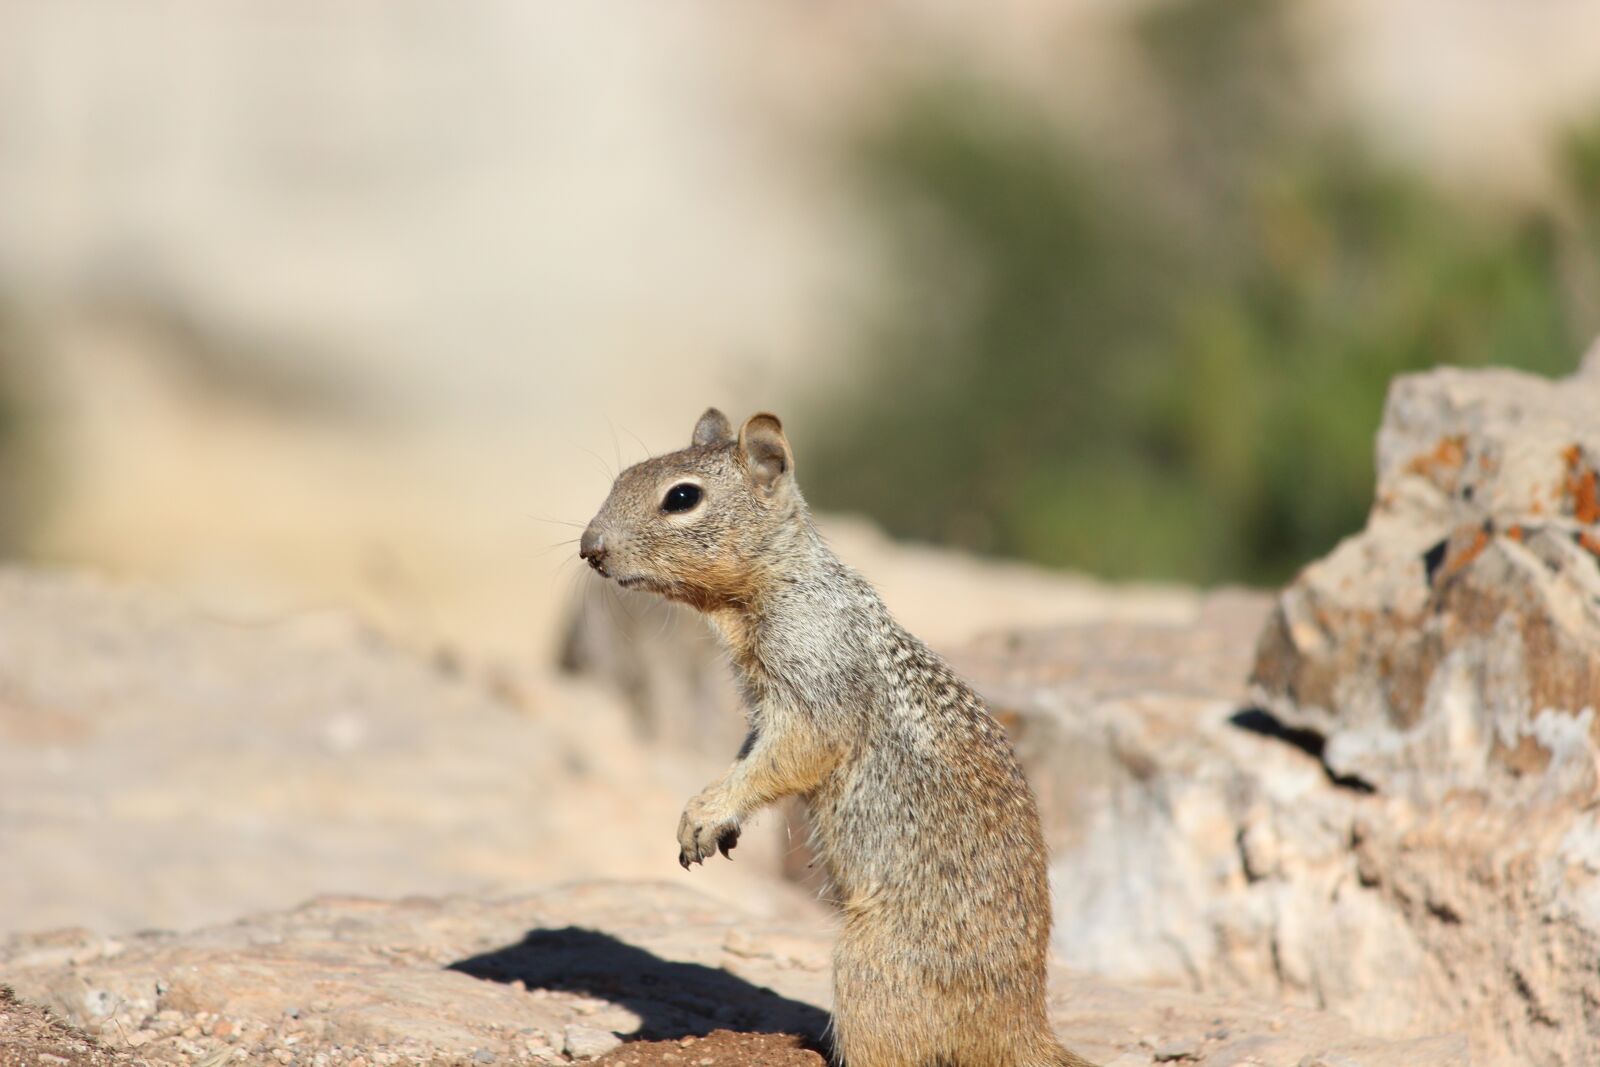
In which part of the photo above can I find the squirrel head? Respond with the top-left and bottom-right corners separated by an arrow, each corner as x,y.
579,408 -> 804,612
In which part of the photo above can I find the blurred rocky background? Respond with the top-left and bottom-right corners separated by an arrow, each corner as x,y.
2,1 -> 1599,1065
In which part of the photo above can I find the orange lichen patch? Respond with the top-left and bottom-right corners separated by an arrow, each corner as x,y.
1442,526 -> 1491,579
1576,472 -> 1599,523
1505,525 -> 1525,542
1579,531 -> 1600,560
1562,444 -> 1600,524
1406,435 -> 1468,488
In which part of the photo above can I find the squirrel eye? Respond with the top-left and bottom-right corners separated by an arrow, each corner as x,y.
661,482 -> 703,514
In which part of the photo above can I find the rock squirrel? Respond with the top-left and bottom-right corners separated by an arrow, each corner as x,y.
579,408 -> 1096,1067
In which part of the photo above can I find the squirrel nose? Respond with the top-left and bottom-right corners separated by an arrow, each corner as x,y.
579,527 -> 607,571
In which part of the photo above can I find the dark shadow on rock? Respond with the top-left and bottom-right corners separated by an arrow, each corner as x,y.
1228,707 -> 1376,794
447,926 -> 831,1050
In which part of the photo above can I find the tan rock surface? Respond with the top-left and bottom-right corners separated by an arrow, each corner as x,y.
0,987 -> 129,1067
0,568 -> 812,938
2,881 -> 1467,1067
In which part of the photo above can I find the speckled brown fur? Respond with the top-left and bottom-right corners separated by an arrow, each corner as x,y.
580,409 -> 1095,1067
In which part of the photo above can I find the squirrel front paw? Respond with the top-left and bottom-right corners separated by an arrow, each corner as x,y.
677,792 -> 741,870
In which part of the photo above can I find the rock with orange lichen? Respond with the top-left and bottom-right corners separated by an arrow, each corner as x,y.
1252,352 -> 1600,803
951,597 -> 1600,1067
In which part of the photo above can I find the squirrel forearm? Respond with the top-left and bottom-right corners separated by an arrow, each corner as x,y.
713,714 -> 837,816
678,711 -> 837,867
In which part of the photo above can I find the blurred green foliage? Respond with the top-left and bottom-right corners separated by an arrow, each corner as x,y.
0,311 -> 26,553
803,0 -> 1600,585
0,303 -> 50,555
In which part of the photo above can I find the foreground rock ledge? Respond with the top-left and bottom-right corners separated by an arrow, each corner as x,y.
1,881 -> 1464,1067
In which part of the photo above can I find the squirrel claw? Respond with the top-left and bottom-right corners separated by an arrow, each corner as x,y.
677,792 -> 739,868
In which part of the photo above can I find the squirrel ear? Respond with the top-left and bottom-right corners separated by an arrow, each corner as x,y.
737,413 -> 792,493
691,407 -> 733,447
